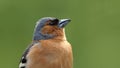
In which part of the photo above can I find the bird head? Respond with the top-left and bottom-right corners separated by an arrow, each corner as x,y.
33,17 -> 71,41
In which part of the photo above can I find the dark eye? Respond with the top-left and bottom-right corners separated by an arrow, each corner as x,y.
49,19 -> 59,25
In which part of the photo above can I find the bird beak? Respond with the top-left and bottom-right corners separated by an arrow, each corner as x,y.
58,19 -> 71,28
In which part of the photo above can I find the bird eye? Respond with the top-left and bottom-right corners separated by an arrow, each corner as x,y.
49,19 -> 59,26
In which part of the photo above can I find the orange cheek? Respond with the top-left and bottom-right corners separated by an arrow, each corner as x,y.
41,26 -> 64,37
41,26 -> 55,34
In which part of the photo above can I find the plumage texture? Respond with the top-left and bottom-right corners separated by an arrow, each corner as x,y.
19,17 -> 73,68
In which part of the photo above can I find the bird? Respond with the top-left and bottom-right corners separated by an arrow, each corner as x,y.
19,17 -> 73,68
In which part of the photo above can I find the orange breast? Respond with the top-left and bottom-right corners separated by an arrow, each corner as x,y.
26,39 -> 73,68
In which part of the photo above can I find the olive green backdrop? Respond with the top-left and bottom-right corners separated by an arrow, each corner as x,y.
0,0 -> 120,68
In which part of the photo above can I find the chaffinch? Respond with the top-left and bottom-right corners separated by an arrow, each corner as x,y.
19,17 -> 73,68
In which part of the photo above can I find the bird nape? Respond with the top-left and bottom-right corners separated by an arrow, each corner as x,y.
19,17 -> 73,68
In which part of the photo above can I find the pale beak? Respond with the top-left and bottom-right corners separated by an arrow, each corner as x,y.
58,19 -> 71,28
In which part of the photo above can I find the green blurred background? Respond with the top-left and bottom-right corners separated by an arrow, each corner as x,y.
0,0 -> 120,68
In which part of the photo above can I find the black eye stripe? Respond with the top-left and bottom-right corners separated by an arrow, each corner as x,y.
49,19 -> 59,25
52,19 -> 59,22
49,22 -> 56,25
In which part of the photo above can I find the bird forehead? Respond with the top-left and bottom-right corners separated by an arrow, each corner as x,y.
39,17 -> 57,23
35,17 -> 57,27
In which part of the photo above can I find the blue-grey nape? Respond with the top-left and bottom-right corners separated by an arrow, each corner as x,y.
33,17 -> 57,41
